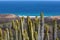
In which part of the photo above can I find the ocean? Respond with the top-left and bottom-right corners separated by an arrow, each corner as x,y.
0,1 -> 60,16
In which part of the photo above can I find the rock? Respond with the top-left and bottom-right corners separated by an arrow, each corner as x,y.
50,16 -> 60,20
0,14 -> 18,23
0,14 -> 17,18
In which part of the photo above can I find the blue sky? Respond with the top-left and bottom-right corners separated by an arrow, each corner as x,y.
0,0 -> 60,1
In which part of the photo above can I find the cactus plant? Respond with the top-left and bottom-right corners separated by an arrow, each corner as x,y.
53,20 -> 57,40
34,31 -> 38,40
0,28 -> 3,40
56,37 -> 59,40
6,28 -> 10,40
35,16 -> 39,32
24,29 -> 29,40
14,25 -> 18,40
44,24 -> 49,40
38,12 -> 44,40
4,30 -> 7,40
29,21 -> 35,40
9,29 -> 13,40
20,17 -> 24,40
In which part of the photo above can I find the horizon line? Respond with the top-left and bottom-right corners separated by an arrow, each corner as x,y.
0,0 -> 60,2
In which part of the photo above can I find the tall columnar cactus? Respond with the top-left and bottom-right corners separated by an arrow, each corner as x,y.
0,28 -> 3,40
35,16 -> 39,32
12,20 -> 15,40
18,29 -> 22,40
18,19 -> 22,40
29,21 -> 34,40
32,22 -> 35,32
38,12 -> 44,40
20,17 -> 24,40
4,30 -> 7,40
53,20 -> 57,40
6,28 -> 10,40
16,20 -> 20,40
22,29 -> 29,40
26,35 -> 29,40
12,20 -> 15,29
46,25 -> 49,40
16,20 -> 20,29
40,12 -> 44,40
27,16 -> 31,25
34,31 -> 38,40
24,29 -> 29,40
12,20 -> 19,40
27,16 -> 31,40
44,24 -> 49,40
16,19 -> 18,26
56,37 -> 59,40
22,16 -> 24,30
22,31 -> 26,40
20,17 -> 24,33
14,25 -> 18,40
38,19 -> 40,40
9,29 -> 13,40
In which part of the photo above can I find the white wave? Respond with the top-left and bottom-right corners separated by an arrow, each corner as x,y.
18,15 -> 49,18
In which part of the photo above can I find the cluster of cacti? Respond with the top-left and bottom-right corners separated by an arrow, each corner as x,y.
0,13 -> 59,40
